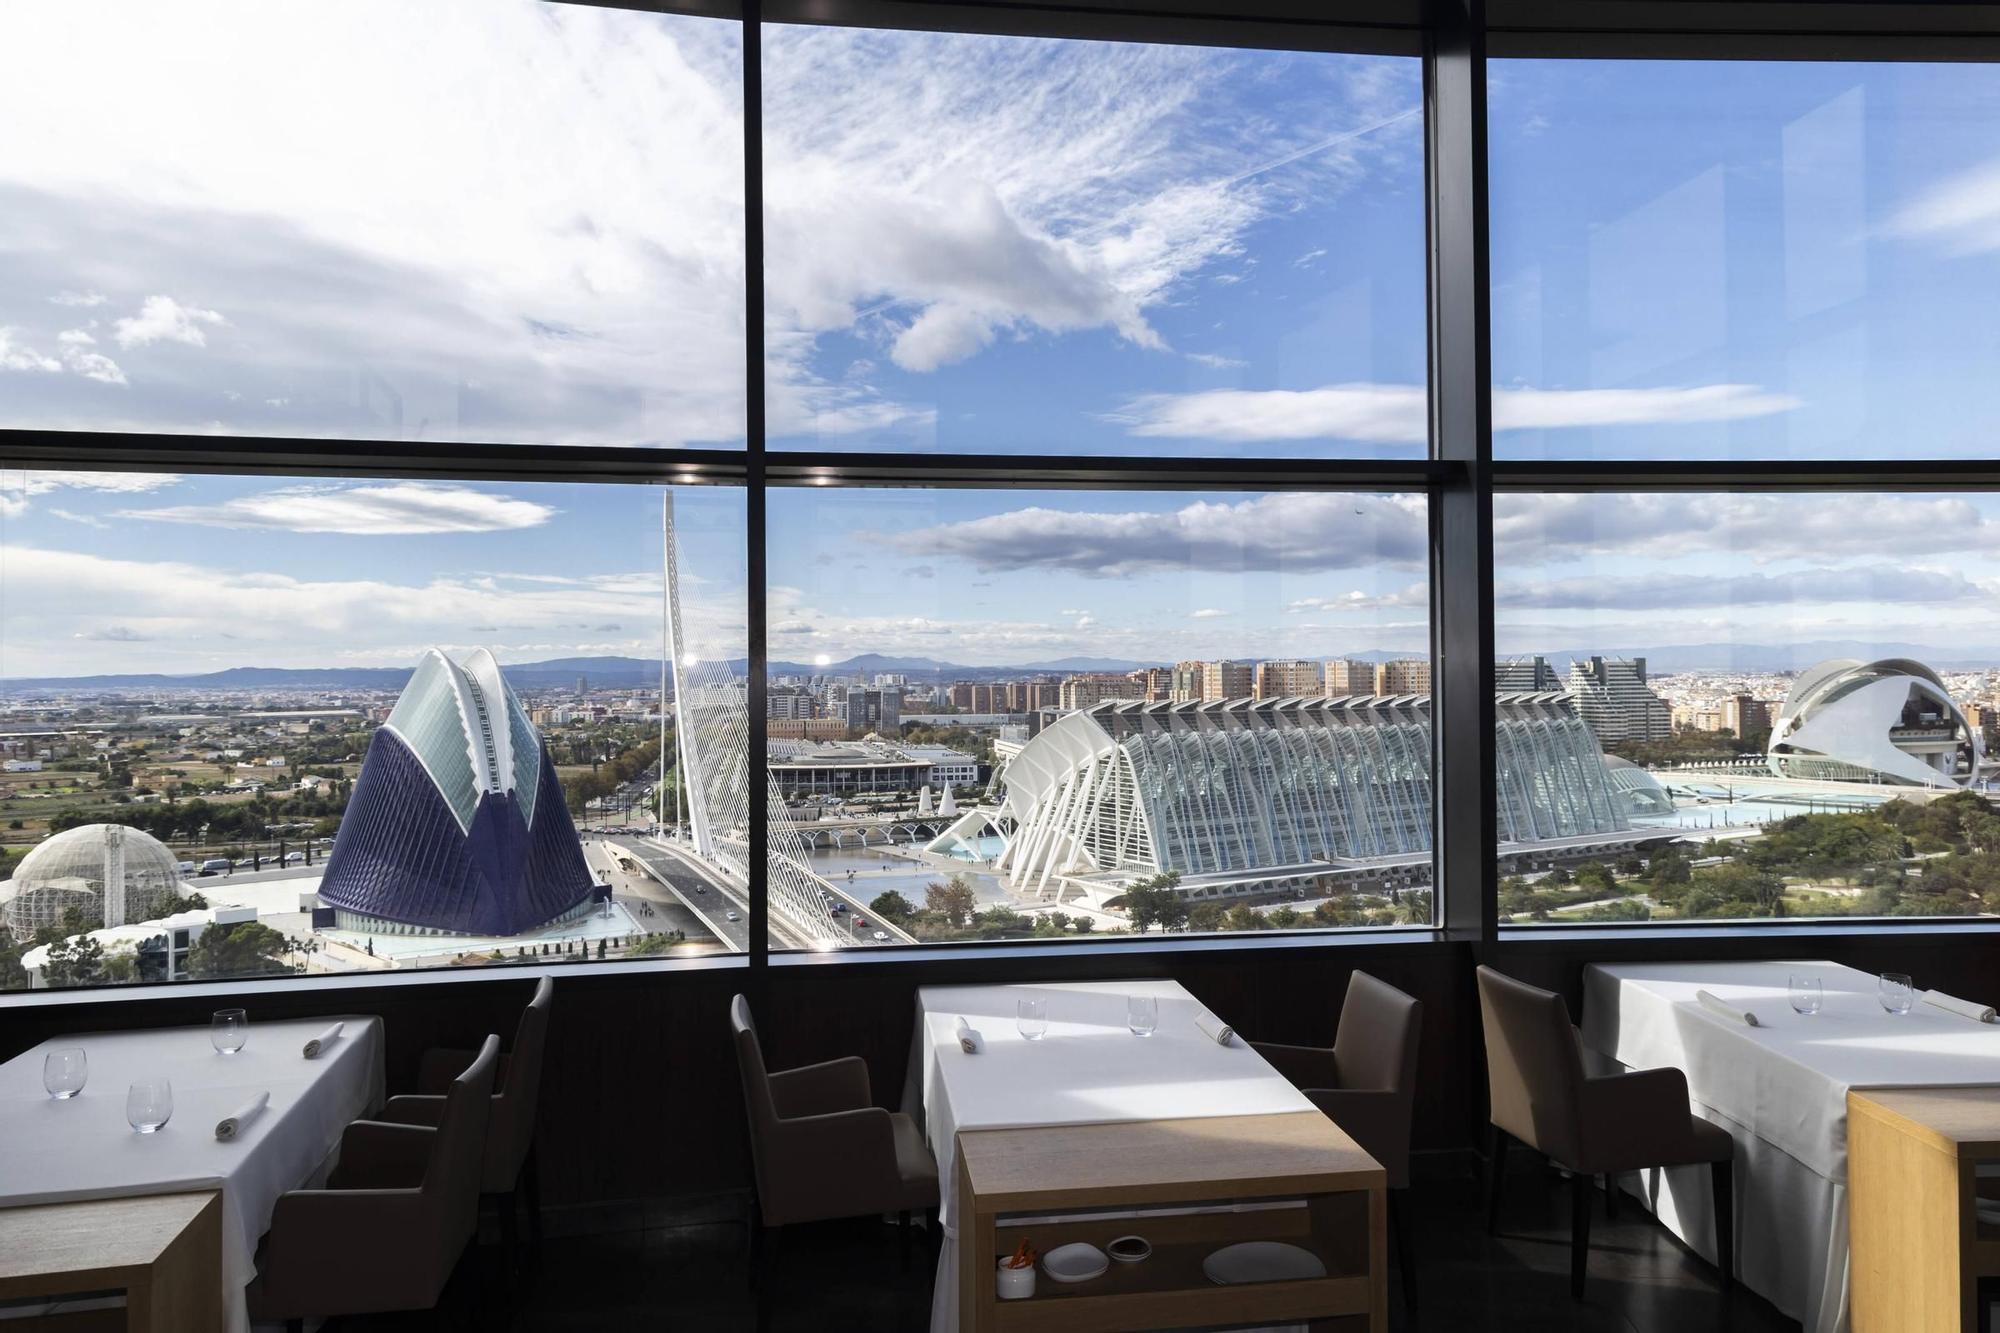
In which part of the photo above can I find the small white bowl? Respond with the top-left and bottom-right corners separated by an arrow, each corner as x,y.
996,1260 -> 1036,1300
1042,1242 -> 1110,1284
1107,1235 -> 1152,1263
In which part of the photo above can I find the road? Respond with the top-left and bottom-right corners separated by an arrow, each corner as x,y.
603,833 -> 903,950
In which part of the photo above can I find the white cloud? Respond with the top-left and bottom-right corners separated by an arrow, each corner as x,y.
1289,584 -> 1426,612
1889,157 -> 2000,254
1111,382 -> 1800,444
0,327 -> 61,374
890,491 -> 1428,576
1494,493 -> 2000,564
1294,248 -> 1327,267
1185,351 -> 1246,370
124,481 -> 555,535
1188,607 -> 1229,619
112,294 -> 225,348
1494,565 -> 1992,612
48,290 -> 105,307
0,470 -> 182,518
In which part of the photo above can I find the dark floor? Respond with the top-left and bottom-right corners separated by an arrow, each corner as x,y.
326,1166 -> 1802,1333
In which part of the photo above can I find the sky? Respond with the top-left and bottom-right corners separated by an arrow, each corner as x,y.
5,8 -> 2000,676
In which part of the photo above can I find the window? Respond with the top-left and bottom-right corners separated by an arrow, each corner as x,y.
762,26 -> 1426,458
752,485 -> 1433,945
0,1 -> 745,447
1490,60 -> 2000,460
0,469 -> 746,989
1492,489 -> 1995,925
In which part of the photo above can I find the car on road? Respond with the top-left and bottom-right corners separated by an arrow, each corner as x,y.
853,916 -> 868,928
872,931 -> 889,942
199,858 -> 231,876
725,909 -> 740,922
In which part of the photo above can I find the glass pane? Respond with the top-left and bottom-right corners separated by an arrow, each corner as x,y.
754,485 -> 1433,949
0,2 -> 745,447
763,27 -> 1426,458
1494,490 -> 1994,926
0,469 -> 747,991
1491,60 -> 2000,460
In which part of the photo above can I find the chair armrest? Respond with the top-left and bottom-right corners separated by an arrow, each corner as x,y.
414,1046 -> 510,1096
261,1187 -> 430,1287
1251,1041 -> 1340,1092
328,1120 -> 437,1190
769,1055 -> 872,1119
1578,1066 -> 1696,1171
376,1094 -> 447,1128
1306,1088 -> 1411,1182
759,1105 -> 903,1224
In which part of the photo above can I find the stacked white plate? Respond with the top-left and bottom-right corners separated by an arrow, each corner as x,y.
1042,1242 -> 1110,1284
1202,1241 -> 1327,1285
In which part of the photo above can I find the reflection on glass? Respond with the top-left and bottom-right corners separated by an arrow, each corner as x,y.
763,27 -> 1425,458
0,0 -> 745,447
1492,60 -> 2000,461
758,486 -> 1436,948
1495,491 -> 1995,927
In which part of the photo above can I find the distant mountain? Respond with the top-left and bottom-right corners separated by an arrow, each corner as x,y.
1525,641 -> 2000,675
0,656 -> 670,694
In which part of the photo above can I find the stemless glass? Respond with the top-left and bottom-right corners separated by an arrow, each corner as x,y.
43,1048 -> 87,1099
1016,997 -> 1048,1042
210,1008 -> 248,1055
1127,994 -> 1159,1037
126,1079 -> 173,1134
1880,973 -> 1915,1015
1789,975 -> 1824,1016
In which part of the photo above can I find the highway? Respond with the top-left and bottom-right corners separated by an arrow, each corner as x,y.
602,833 -> 903,950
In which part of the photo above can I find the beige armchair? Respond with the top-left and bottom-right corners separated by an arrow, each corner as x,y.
381,974 -> 553,1252
731,994 -> 938,1331
248,1033 -> 500,1331
1252,970 -> 1423,1310
1476,966 -> 1734,1298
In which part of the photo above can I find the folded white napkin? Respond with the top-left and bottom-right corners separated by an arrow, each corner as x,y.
1696,989 -> 1761,1027
1195,1012 -> 1235,1046
954,1015 -> 983,1054
1922,989 -> 1997,1023
302,1022 -> 344,1059
215,1091 -> 269,1142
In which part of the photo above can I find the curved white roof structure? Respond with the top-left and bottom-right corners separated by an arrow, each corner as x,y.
383,646 -> 541,833
1,823 -> 184,935
1767,658 -> 1982,789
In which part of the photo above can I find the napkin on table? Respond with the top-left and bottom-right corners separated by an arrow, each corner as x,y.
954,1015 -> 983,1054
1922,989 -> 1997,1023
1194,1012 -> 1236,1046
1696,990 -> 1761,1027
215,1091 -> 269,1142
302,1022 -> 344,1059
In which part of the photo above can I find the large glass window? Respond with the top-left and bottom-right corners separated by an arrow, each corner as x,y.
0,469 -> 748,989
762,27 -> 1427,458
0,1 -> 746,447
752,485 -> 1434,946
1490,60 -> 2000,460
1492,490 -> 1996,925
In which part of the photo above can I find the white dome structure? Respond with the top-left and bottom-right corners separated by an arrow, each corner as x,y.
1,824 -> 185,936
1767,658 -> 1983,789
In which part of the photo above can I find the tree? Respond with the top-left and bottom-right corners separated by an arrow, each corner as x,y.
41,933 -> 107,988
156,891 -> 209,916
187,921 -> 291,979
1122,872 -> 1187,933
869,889 -> 916,923
923,874 -> 978,929
1187,902 -> 1228,934
1573,861 -> 1615,893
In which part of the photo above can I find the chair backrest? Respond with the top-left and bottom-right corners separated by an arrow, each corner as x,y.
1475,966 -> 1585,1165
486,975 -> 553,1183
425,1033 -> 501,1252
730,994 -> 779,1209
1332,970 -> 1423,1096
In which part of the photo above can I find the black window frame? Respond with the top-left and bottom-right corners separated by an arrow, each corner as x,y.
8,0 -> 2000,1007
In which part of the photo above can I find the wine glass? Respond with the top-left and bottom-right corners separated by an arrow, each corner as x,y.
1880,973 -> 1915,1016
210,1008 -> 248,1055
126,1079 -> 173,1134
1127,994 -> 1159,1037
1016,997 -> 1048,1041
43,1048 -> 87,1099
1788,975 -> 1824,1016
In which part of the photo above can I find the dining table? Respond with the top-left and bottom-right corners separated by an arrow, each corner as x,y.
903,978 -> 1324,1333
0,1014 -> 385,1333
1582,959 -> 2000,1333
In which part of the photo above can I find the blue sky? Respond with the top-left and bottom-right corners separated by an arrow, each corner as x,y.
5,9 -> 2000,675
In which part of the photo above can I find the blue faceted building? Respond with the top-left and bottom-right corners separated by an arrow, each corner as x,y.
319,648 -> 595,937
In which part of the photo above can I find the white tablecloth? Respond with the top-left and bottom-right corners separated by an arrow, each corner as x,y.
906,979 -> 1316,1333
0,1015 -> 386,1333
1583,960 -> 2000,1333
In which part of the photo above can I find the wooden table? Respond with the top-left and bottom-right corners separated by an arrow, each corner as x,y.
0,1191 -> 223,1333
955,1110 -> 1385,1333
1849,1087 -> 2000,1333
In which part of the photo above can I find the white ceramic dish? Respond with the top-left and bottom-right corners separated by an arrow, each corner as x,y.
1042,1242 -> 1110,1284
1202,1241 -> 1327,1286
